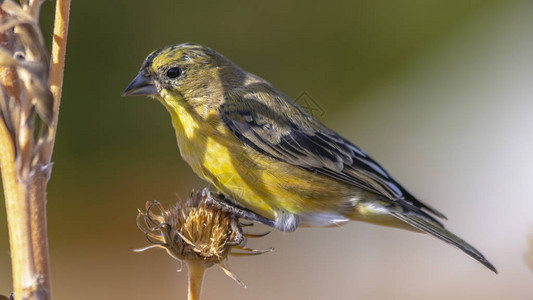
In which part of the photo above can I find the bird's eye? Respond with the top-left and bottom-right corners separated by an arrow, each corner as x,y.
166,67 -> 181,78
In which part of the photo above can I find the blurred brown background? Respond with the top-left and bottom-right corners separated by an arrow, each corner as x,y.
2,0 -> 533,299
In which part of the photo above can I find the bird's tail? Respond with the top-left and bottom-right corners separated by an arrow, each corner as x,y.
390,211 -> 497,273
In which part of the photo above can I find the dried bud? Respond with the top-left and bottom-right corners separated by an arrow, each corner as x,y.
134,188 -> 272,293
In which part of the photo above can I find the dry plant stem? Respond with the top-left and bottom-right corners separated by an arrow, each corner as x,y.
0,0 -> 70,298
187,260 -> 206,300
30,0 -> 70,293
44,0 -> 70,160
0,7 -> 40,299
0,117 -> 38,299
28,167 -> 50,299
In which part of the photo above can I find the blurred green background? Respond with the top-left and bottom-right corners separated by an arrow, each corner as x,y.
2,0 -> 533,299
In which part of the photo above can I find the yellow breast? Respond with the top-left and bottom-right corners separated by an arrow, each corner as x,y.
160,96 -> 354,220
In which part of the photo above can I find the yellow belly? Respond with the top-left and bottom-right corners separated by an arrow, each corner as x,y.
164,100 -> 355,220
199,136 -> 357,219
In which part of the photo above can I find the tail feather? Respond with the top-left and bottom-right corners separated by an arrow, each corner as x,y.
390,211 -> 497,273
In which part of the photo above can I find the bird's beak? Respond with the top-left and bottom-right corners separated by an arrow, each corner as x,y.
121,72 -> 157,97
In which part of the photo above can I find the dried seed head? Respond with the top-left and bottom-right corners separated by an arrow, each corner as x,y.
1,0 -> 55,181
134,188 -> 272,287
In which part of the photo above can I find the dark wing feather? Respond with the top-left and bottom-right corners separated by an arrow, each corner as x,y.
219,85 -> 445,220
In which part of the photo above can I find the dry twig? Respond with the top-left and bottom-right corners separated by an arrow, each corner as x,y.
0,0 -> 70,299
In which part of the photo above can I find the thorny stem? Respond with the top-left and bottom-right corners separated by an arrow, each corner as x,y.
187,260 -> 206,300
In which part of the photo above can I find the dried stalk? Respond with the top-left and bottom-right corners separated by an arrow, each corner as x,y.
43,0 -> 70,161
0,0 -> 70,299
187,260 -> 206,300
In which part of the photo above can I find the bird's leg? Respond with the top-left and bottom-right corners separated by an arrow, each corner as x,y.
205,192 -> 276,228
227,218 -> 245,246
204,191 -> 300,232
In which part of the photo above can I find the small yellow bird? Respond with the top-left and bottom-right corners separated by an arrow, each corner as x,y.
123,43 -> 496,273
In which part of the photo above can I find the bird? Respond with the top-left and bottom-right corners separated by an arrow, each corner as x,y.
122,43 -> 496,273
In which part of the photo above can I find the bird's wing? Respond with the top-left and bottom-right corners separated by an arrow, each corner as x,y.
219,85 -> 445,220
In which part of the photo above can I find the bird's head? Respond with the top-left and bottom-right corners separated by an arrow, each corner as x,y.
122,43 -> 246,107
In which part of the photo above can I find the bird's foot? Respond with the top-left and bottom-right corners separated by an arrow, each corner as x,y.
204,191 -> 299,232
204,191 -> 276,227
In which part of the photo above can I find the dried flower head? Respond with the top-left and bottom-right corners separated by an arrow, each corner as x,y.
0,0 -> 56,175
133,188 -> 272,289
